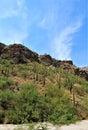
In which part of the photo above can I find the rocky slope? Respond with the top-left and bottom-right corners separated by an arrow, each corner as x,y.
0,42 -> 6,54
0,43 -> 39,64
0,42 -> 88,81
38,55 -> 88,81
75,67 -> 88,81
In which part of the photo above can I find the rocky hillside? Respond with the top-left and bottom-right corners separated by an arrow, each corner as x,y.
75,67 -> 88,81
0,43 -> 39,64
0,42 -> 88,81
0,42 -> 6,54
0,42 -> 88,124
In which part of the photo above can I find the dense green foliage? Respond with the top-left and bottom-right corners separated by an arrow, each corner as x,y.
0,59 -> 88,125
0,83 -> 79,124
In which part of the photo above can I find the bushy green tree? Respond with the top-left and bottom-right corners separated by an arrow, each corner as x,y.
7,83 -> 39,124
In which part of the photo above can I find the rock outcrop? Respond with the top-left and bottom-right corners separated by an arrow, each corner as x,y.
39,54 -> 73,66
58,60 -> 73,65
0,42 -> 88,81
39,54 -> 54,65
39,54 -> 88,81
0,42 -> 6,54
1,43 -> 39,64
75,67 -> 88,81
57,60 -> 76,73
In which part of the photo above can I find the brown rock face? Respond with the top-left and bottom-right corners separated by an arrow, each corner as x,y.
0,42 -> 6,54
39,54 -> 88,81
1,44 -> 39,64
75,67 -> 88,81
58,60 -> 73,65
0,42 -> 88,81
39,54 -> 73,67
39,54 -> 54,65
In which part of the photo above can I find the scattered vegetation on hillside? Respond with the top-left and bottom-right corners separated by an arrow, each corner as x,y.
0,55 -> 88,125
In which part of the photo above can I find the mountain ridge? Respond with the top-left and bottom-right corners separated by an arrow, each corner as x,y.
0,42 -> 88,124
0,42 -> 88,81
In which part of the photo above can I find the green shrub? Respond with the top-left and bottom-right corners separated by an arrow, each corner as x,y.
0,80 -> 7,89
80,96 -> 88,117
0,90 -> 14,110
44,85 -> 79,124
6,83 -> 39,124
0,78 -> 14,90
20,70 -> 29,78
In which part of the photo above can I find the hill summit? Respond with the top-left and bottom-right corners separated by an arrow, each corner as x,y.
0,43 -> 39,64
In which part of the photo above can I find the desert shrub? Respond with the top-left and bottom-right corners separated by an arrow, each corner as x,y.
0,82 -> 80,124
44,85 -> 79,124
81,82 -> 88,93
0,90 -> 14,110
76,80 -> 88,95
6,83 -> 39,124
5,78 -> 14,86
20,70 -> 29,78
0,80 -> 7,89
0,77 -> 14,90
80,96 -> 88,117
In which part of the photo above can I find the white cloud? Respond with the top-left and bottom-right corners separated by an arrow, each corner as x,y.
39,11 -> 57,31
51,21 -> 82,60
0,0 -> 29,44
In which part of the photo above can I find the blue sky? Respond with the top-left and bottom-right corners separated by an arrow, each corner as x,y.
0,0 -> 87,67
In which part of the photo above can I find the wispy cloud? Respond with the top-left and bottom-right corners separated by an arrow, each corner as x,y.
0,0 -> 86,67
0,0 -> 19,19
39,12 -> 57,31
0,0 -> 29,44
35,0 -> 84,59
51,21 -> 82,60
